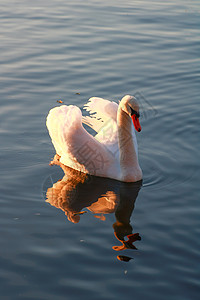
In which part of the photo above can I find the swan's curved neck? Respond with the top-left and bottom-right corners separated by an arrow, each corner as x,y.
117,107 -> 142,182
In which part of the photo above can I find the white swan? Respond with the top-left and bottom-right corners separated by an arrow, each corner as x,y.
46,95 -> 142,182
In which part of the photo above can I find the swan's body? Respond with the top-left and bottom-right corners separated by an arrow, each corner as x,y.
46,95 -> 142,182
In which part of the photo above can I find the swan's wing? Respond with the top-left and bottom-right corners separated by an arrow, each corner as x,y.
82,97 -> 118,131
46,105 -> 117,177
82,97 -> 119,151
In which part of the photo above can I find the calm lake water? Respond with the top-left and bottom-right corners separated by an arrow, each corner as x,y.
0,0 -> 200,299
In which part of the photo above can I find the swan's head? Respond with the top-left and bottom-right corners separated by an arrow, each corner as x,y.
120,95 -> 142,132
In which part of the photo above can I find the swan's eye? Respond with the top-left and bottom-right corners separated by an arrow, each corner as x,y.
130,107 -> 140,118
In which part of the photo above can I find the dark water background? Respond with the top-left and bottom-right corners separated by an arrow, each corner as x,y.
0,0 -> 200,299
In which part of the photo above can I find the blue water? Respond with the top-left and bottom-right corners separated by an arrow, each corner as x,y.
0,0 -> 200,299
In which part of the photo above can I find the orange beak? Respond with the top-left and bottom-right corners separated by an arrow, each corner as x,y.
131,114 -> 141,132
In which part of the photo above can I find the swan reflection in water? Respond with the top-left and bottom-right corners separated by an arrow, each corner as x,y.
46,155 -> 142,260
